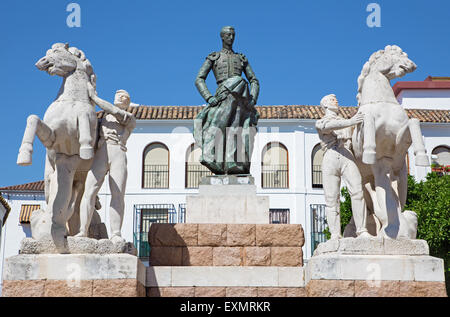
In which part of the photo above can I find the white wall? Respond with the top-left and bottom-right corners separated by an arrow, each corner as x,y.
0,194 -> 44,291
397,89 -> 450,110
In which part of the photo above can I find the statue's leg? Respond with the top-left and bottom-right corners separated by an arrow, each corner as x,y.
44,153 -> 55,204
408,118 -> 429,166
342,158 -> 370,238
77,112 -> 95,160
362,114 -> 376,165
108,145 -> 128,243
322,158 -> 342,240
77,145 -> 108,237
371,159 -> 400,239
47,153 -> 80,252
66,179 -> 84,236
17,115 -> 55,166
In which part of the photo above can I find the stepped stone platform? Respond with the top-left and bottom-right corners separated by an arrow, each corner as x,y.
20,237 -> 137,255
148,223 -> 304,267
146,223 -> 306,297
306,237 -> 447,297
2,253 -> 146,297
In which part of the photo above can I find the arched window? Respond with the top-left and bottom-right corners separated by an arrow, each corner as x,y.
261,142 -> 289,188
431,146 -> 450,166
185,144 -> 213,188
431,146 -> 450,174
142,143 -> 169,188
312,144 -> 324,188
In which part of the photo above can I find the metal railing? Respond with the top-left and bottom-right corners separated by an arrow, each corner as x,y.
310,204 -> 327,252
269,209 -> 290,224
261,164 -> 289,188
312,165 -> 323,188
143,164 -> 169,188
133,204 -> 177,259
185,163 -> 213,188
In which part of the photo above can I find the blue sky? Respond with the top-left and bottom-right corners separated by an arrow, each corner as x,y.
0,0 -> 449,187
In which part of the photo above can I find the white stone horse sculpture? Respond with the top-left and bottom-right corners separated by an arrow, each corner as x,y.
17,43 -> 117,252
351,45 -> 429,239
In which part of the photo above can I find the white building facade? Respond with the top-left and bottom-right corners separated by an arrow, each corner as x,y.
1,77 -> 449,290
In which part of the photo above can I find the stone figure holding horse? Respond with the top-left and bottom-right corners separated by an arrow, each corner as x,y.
17,43 -> 130,252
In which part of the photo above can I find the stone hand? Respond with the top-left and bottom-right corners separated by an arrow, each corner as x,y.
208,96 -> 219,107
350,113 -> 365,125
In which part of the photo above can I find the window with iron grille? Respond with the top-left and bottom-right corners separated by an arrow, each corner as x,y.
310,204 -> 327,252
312,165 -> 323,188
261,142 -> 289,189
143,164 -> 169,188
269,209 -> 290,224
133,204 -> 177,259
185,163 -> 213,188
312,144 -> 324,188
143,143 -> 169,188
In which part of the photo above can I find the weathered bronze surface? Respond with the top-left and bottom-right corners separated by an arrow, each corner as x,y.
194,26 -> 260,175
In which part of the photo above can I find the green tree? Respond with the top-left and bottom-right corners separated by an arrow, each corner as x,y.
405,173 -> 450,294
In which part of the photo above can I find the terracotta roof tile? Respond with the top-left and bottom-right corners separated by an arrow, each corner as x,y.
0,180 -> 45,192
0,194 -> 11,225
98,105 -> 449,122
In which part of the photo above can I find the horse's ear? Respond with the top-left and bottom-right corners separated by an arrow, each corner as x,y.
64,43 -> 69,50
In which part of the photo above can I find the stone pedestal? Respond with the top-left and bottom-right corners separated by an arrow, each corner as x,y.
2,253 -> 146,297
145,223 -> 307,297
305,238 -> 447,297
186,175 -> 269,224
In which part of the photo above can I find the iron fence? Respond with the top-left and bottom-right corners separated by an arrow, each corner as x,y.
269,209 -> 290,224
178,203 -> 186,224
185,163 -> 213,188
133,204 -> 177,259
261,164 -> 289,188
312,165 -> 323,188
143,164 -> 169,188
310,204 -> 327,252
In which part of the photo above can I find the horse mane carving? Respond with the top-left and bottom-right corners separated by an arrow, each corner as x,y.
356,45 -> 405,106
50,43 -> 97,90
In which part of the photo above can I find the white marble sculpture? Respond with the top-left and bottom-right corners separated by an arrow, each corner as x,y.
350,45 -> 428,239
16,43 -> 130,252
315,94 -> 371,240
76,88 -> 136,243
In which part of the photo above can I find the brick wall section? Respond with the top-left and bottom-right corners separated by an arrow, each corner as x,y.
146,281 -> 447,297
148,224 -> 305,267
2,279 -> 146,297
147,287 -> 307,297
305,280 -> 447,297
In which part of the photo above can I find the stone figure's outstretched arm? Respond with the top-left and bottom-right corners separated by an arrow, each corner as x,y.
244,62 -> 260,106
195,58 -> 215,104
87,83 -> 131,124
316,113 -> 364,133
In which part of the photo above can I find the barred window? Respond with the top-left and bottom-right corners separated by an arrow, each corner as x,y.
261,142 -> 289,189
185,144 -> 212,188
312,144 -> 324,188
142,143 -> 169,188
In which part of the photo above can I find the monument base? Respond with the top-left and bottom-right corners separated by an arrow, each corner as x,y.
2,253 -> 146,297
186,175 -> 269,224
305,238 -> 447,297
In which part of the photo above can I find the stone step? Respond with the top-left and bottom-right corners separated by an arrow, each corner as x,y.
148,223 -> 305,267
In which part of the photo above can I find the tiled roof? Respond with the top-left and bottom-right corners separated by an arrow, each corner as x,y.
0,194 -> 11,225
98,105 -> 450,123
0,180 -> 45,192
